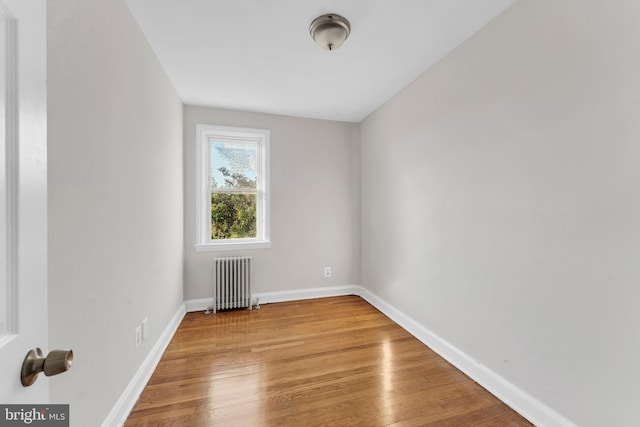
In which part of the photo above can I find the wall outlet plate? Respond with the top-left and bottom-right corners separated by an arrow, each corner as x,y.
324,267 -> 331,277
134,326 -> 142,348
142,318 -> 149,341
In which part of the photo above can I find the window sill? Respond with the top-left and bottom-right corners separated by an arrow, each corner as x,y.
195,240 -> 271,252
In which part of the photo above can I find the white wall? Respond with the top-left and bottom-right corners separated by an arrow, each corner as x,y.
360,1 -> 640,426
184,106 -> 360,300
47,0 -> 183,425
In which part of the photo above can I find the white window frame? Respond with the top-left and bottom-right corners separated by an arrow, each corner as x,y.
195,124 -> 271,251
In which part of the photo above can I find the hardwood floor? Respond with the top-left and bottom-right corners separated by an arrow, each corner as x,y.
125,296 -> 532,426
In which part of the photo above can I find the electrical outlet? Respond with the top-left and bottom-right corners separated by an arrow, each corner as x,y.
134,325 -> 142,349
324,267 -> 331,277
142,318 -> 149,341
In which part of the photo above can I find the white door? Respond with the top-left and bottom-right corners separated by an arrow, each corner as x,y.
0,0 -> 49,403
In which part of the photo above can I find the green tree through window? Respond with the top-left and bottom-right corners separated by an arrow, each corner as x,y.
211,167 -> 257,239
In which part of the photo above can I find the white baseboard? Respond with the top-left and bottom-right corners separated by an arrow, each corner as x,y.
357,287 -> 577,427
109,286 -> 576,427
184,297 -> 213,312
254,285 -> 360,304
101,303 -> 186,427
183,285 -> 361,312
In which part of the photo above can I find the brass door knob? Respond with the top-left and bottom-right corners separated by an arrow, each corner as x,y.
21,348 -> 73,387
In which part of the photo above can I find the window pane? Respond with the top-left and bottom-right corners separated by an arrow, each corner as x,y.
210,140 -> 257,190
211,192 -> 257,239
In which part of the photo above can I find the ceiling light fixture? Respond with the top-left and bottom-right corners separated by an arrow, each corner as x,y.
309,14 -> 351,51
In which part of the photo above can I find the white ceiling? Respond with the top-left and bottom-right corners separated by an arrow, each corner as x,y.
125,0 -> 515,123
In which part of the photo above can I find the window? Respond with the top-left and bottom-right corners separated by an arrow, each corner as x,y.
196,125 -> 270,251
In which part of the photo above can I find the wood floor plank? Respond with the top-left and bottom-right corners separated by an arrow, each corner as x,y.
125,296 -> 532,426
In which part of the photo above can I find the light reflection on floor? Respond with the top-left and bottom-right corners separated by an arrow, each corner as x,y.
381,337 -> 394,415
